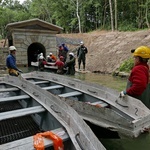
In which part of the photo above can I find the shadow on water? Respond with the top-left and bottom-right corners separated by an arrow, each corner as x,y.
15,67 -> 150,150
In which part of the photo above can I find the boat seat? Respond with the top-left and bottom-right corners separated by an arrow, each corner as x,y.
1,127 -> 69,150
0,87 -> 19,92
0,106 -> 45,121
0,95 -> 30,102
59,91 -> 82,98
31,80 -> 50,85
90,101 -> 109,107
42,85 -> 64,90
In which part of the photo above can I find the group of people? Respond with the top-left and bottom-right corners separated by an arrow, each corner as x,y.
6,44 -> 150,109
37,41 -> 88,75
6,41 -> 88,76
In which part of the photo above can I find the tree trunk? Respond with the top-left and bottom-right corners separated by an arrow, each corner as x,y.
109,0 -> 114,31
76,0 -> 81,33
145,0 -> 150,28
114,0 -> 117,30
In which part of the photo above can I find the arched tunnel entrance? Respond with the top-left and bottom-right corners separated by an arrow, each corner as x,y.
27,42 -> 46,66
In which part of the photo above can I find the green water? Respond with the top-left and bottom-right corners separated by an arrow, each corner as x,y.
16,67 -> 150,150
74,72 -> 127,92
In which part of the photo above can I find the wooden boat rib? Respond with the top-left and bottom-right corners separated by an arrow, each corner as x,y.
21,71 -> 150,138
0,76 -> 106,150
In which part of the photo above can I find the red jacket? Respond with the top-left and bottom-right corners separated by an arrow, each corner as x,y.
127,62 -> 149,96
55,60 -> 64,70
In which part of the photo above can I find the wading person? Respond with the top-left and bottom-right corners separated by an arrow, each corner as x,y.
6,46 -> 23,76
61,43 -> 69,62
77,41 -> 88,71
48,56 -> 65,74
120,46 -> 150,108
49,53 -> 57,62
65,52 -> 76,75
38,55 -> 47,71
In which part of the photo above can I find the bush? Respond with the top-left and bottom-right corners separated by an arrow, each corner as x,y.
118,58 -> 134,72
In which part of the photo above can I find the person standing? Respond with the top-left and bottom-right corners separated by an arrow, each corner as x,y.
61,43 -> 69,62
65,52 -> 76,75
77,41 -> 88,71
6,46 -> 23,76
120,46 -> 150,108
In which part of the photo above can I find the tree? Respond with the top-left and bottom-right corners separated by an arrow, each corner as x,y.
109,0 -> 114,31
114,0 -> 117,30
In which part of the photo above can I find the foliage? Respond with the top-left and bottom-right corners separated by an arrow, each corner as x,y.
118,58 -> 134,72
0,0 -> 150,37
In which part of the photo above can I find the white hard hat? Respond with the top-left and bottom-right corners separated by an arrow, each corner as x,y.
9,46 -> 16,51
80,41 -> 84,45
39,56 -> 44,59
69,52 -> 74,56
40,53 -> 43,56
49,53 -> 52,55
47,55 -> 50,57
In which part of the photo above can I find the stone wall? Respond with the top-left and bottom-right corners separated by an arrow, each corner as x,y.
12,29 -> 57,66
0,48 -> 9,66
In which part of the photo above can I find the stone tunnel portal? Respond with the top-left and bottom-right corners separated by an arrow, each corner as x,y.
27,42 -> 46,66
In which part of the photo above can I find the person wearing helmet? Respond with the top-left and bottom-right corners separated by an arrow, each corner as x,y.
6,46 -> 23,76
38,55 -> 47,71
61,43 -> 69,62
77,41 -> 88,71
120,46 -> 150,108
37,52 -> 43,61
54,56 -> 65,74
46,56 -> 65,74
49,53 -> 57,62
64,52 -> 76,75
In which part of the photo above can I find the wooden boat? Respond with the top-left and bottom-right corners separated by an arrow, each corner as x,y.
0,75 -> 106,150
31,61 -> 57,70
21,71 -> 150,138
31,61 -> 67,72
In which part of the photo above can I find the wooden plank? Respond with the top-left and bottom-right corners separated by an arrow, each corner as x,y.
0,87 -> 19,92
42,85 -> 64,90
0,95 -> 30,102
59,91 -> 82,98
30,81 -> 49,85
1,128 -> 69,150
0,106 -> 45,121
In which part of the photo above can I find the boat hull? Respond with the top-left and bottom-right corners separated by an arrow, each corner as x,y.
21,71 -> 150,138
0,76 -> 106,150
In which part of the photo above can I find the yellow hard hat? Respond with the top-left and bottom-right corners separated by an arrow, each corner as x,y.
132,46 -> 150,58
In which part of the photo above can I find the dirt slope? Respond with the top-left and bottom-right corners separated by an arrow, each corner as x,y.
58,30 -> 150,74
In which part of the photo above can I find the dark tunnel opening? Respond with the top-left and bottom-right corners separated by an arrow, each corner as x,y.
27,42 -> 46,66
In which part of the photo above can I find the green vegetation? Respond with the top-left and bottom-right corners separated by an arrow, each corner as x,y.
118,58 -> 134,72
0,0 -> 150,38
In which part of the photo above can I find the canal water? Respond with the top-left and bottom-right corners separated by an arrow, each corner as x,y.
6,67 -> 150,150
73,72 -> 150,150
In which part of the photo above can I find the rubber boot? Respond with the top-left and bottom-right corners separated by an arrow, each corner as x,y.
78,65 -> 81,71
83,65 -> 85,71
